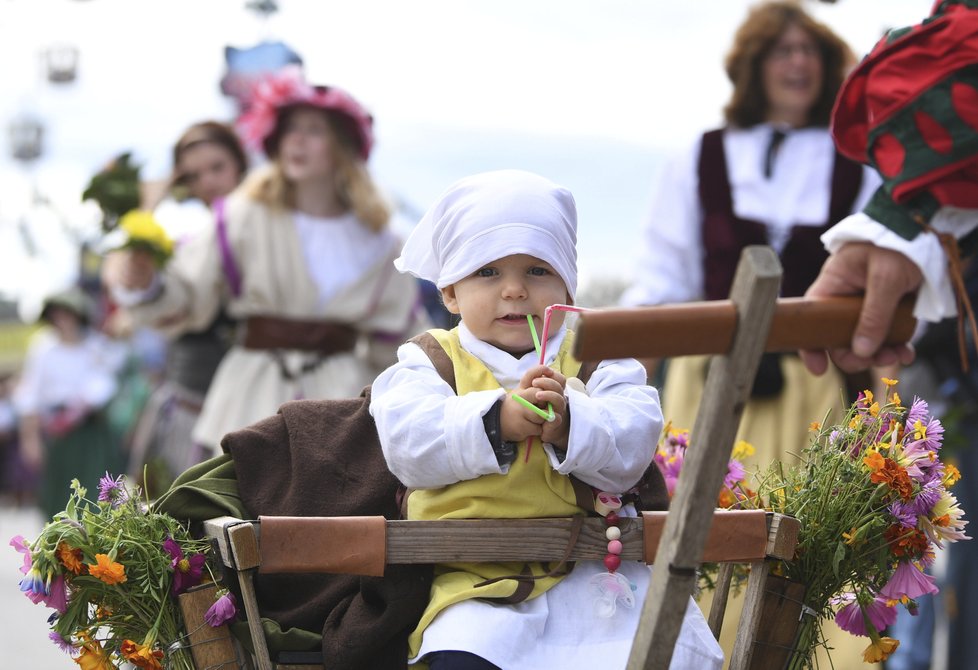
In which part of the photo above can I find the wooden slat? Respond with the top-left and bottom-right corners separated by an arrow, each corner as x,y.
204,512 -> 797,573
628,246 -> 783,670
176,582 -> 240,669
729,560 -> 772,670
572,295 -> 916,361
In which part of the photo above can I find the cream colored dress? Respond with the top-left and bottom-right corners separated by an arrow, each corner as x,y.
124,192 -> 427,453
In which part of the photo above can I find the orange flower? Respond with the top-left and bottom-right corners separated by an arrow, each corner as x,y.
74,633 -> 113,670
57,541 -> 86,575
864,451 -> 885,472
121,639 -> 164,670
869,457 -> 914,501
809,421 -> 821,431
885,524 -> 929,558
87,554 -> 126,585
862,636 -> 899,662
717,488 -> 735,508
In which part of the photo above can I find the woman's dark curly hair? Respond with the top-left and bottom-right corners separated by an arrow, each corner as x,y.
723,0 -> 854,128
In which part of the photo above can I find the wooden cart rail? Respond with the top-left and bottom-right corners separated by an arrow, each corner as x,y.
197,511 -> 799,670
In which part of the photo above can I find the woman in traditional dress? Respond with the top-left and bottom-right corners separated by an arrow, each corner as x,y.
620,3 -> 883,667
621,0 -> 881,471
124,121 -> 249,491
103,67 -> 427,457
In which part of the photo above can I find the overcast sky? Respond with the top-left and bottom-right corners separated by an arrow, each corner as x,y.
0,0 -> 934,305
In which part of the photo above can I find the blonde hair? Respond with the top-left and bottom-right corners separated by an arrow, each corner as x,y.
243,111 -> 391,232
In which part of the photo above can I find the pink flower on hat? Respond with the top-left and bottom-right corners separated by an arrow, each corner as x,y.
236,64 -> 374,160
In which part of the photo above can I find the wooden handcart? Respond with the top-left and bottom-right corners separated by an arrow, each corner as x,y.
183,246 -> 914,670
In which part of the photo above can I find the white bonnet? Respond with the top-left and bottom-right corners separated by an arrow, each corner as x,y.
395,169 -> 578,298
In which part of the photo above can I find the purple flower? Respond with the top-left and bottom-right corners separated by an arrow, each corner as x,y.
881,561 -> 939,602
888,500 -> 918,528
905,397 -> 929,428
835,595 -> 898,637
48,631 -> 77,656
204,590 -> 238,627
97,472 -> 128,507
163,537 -> 206,594
906,416 -> 944,452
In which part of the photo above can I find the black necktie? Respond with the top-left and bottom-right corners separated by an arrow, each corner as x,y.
764,129 -> 786,179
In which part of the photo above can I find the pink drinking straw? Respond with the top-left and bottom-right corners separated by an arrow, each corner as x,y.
538,303 -> 588,365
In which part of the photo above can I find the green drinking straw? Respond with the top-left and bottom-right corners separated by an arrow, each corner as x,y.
509,314 -> 555,422
512,393 -> 556,421
527,313 -> 542,357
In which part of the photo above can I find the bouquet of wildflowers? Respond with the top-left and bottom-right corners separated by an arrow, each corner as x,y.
11,474 -> 237,669
754,379 -> 969,667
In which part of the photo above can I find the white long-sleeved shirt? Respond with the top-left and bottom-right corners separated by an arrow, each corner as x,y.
621,125 -> 881,307
370,322 -> 662,495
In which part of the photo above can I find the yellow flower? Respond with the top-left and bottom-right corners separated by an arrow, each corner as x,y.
862,636 -> 900,662
914,419 -> 928,441
842,527 -> 858,546
808,421 -> 820,431
892,391 -> 902,406
119,209 -> 173,264
881,377 -> 898,387
88,554 -> 127,585
731,440 -> 755,460
944,463 -> 962,488
869,401 -> 880,417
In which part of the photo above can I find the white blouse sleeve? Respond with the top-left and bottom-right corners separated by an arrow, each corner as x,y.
369,342 -> 506,488
548,357 -> 663,493
620,136 -> 705,307
821,207 -> 978,322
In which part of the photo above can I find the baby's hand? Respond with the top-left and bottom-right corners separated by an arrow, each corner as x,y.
530,368 -> 569,449
500,365 -> 569,448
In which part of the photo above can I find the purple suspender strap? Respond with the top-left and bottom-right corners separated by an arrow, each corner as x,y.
213,197 -> 243,298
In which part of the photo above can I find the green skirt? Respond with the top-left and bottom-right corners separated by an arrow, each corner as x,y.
40,413 -> 124,520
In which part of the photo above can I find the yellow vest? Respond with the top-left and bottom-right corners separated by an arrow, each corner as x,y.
406,327 -> 588,659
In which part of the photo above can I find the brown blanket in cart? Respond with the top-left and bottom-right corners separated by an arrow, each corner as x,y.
156,386 -> 432,670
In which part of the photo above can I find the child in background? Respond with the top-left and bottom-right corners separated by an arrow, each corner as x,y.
370,170 -> 722,670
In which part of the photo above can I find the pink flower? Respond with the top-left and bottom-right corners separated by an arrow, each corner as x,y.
835,595 -> 898,637
10,535 -> 32,575
724,459 -> 746,490
204,590 -> 238,627
881,561 -> 939,602
163,537 -> 206,595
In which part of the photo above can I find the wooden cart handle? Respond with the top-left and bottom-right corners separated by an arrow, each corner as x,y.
572,295 -> 916,361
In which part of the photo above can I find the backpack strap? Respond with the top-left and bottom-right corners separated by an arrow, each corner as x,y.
408,332 -> 456,392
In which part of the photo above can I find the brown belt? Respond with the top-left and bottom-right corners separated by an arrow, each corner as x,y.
240,315 -> 358,355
